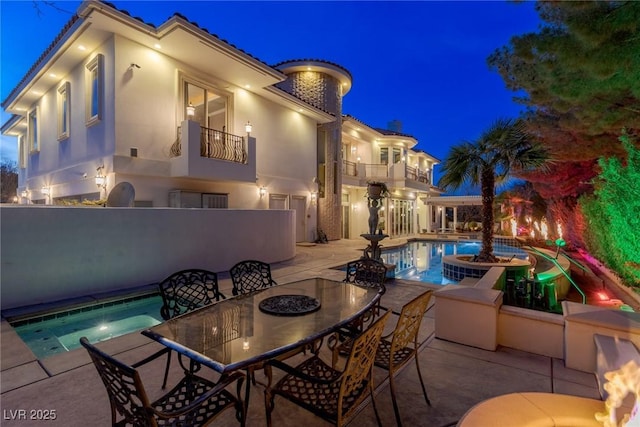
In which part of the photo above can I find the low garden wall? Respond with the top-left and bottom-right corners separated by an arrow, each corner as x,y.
0,206 -> 296,310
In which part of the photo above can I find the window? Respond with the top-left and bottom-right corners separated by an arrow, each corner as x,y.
85,54 -> 103,126
380,147 -> 402,164
18,135 -> 26,168
57,82 -> 70,140
28,108 -> 39,152
184,81 -> 229,131
380,147 -> 388,165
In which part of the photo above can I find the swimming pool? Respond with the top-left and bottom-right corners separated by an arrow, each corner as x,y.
381,239 -> 528,284
11,294 -> 163,359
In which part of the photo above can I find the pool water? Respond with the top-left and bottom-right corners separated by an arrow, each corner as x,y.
12,294 -> 163,359
381,240 -> 528,284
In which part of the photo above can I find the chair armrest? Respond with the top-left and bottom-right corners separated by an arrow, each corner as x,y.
152,371 -> 245,419
132,347 -> 171,369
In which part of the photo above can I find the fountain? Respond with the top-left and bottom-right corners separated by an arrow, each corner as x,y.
361,182 -> 389,262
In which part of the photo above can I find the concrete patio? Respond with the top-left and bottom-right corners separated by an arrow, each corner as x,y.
0,238 -> 615,426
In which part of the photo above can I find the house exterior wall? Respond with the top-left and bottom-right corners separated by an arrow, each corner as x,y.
12,32 -> 322,240
278,70 -> 344,240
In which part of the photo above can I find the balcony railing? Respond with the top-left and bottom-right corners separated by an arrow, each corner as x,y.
201,127 -> 247,164
169,126 -> 247,164
406,165 -> 430,184
342,160 -> 357,177
364,163 -> 388,178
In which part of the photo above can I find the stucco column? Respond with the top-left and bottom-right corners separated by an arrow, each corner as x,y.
275,60 -> 352,241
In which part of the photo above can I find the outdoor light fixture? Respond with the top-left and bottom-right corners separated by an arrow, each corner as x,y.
259,186 -> 266,198
311,191 -> 318,205
21,190 -> 27,198
245,121 -> 252,134
95,166 -> 106,189
186,102 -> 195,117
41,186 -> 50,196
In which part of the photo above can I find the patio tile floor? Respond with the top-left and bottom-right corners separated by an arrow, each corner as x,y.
0,238 -> 613,426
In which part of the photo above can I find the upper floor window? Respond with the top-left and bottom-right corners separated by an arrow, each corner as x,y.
380,147 -> 402,165
184,80 -> 229,131
18,135 -> 26,168
28,108 -> 39,152
57,82 -> 70,140
85,54 -> 103,126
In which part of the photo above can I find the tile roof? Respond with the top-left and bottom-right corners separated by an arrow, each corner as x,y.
272,59 -> 353,82
2,13 -> 80,107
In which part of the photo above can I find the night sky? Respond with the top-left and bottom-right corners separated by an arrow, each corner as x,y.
1,1 -> 541,184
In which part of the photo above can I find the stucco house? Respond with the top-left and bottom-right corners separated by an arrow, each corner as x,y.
1,0 -> 443,243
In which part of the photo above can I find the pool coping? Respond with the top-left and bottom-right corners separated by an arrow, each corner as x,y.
2,283 -> 159,323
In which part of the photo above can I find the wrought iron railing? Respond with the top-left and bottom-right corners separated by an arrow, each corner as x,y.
418,172 -> 430,184
170,127 -> 182,157
201,127 -> 247,164
169,126 -> 247,164
405,165 -> 430,184
342,160 -> 357,176
405,165 -> 418,180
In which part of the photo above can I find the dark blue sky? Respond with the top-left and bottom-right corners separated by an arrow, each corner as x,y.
1,1 -> 541,176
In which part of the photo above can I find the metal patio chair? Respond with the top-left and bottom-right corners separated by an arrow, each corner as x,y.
329,259 -> 388,358
229,260 -> 277,296
343,258 -> 387,290
80,336 -> 245,427
335,289 -> 434,427
157,269 -> 226,388
264,311 -> 391,427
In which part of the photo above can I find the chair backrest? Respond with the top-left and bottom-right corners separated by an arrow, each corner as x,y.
158,269 -> 224,320
390,290 -> 433,361
229,260 -> 277,296
339,310 -> 391,423
343,258 -> 387,290
80,337 -> 155,427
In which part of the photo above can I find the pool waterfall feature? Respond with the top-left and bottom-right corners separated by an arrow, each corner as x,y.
441,244 -> 577,313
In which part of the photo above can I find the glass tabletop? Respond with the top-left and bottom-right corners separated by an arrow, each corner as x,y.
142,277 -> 381,373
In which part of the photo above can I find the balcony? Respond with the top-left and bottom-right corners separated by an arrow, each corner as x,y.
341,160 -> 432,191
170,120 -> 256,182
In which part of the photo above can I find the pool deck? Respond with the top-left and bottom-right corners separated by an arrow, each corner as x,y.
1,237 -> 636,426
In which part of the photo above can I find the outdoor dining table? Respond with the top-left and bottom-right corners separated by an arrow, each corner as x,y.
141,277 -> 383,408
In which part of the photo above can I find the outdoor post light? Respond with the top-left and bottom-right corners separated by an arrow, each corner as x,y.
186,102 -> 195,117
95,166 -> 106,188
245,121 -> 252,135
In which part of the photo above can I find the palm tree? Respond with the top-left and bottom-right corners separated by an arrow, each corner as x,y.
437,118 -> 549,262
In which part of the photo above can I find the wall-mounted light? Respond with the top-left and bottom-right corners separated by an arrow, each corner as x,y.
310,191 -> 318,205
21,190 -> 28,198
245,121 -> 252,135
95,166 -> 106,189
41,186 -> 50,199
186,102 -> 195,117
357,156 -> 361,162
259,186 -> 266,198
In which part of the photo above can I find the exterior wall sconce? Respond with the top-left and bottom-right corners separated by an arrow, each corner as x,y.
357,156 -> 361,162
310,191 -> 318,205
41,186 -> 50,196
186,102 -> 195,117
245,121 -> 252,135
259,186 -> 266,198
21,190 -> 27,198
95,166 -> 106,188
